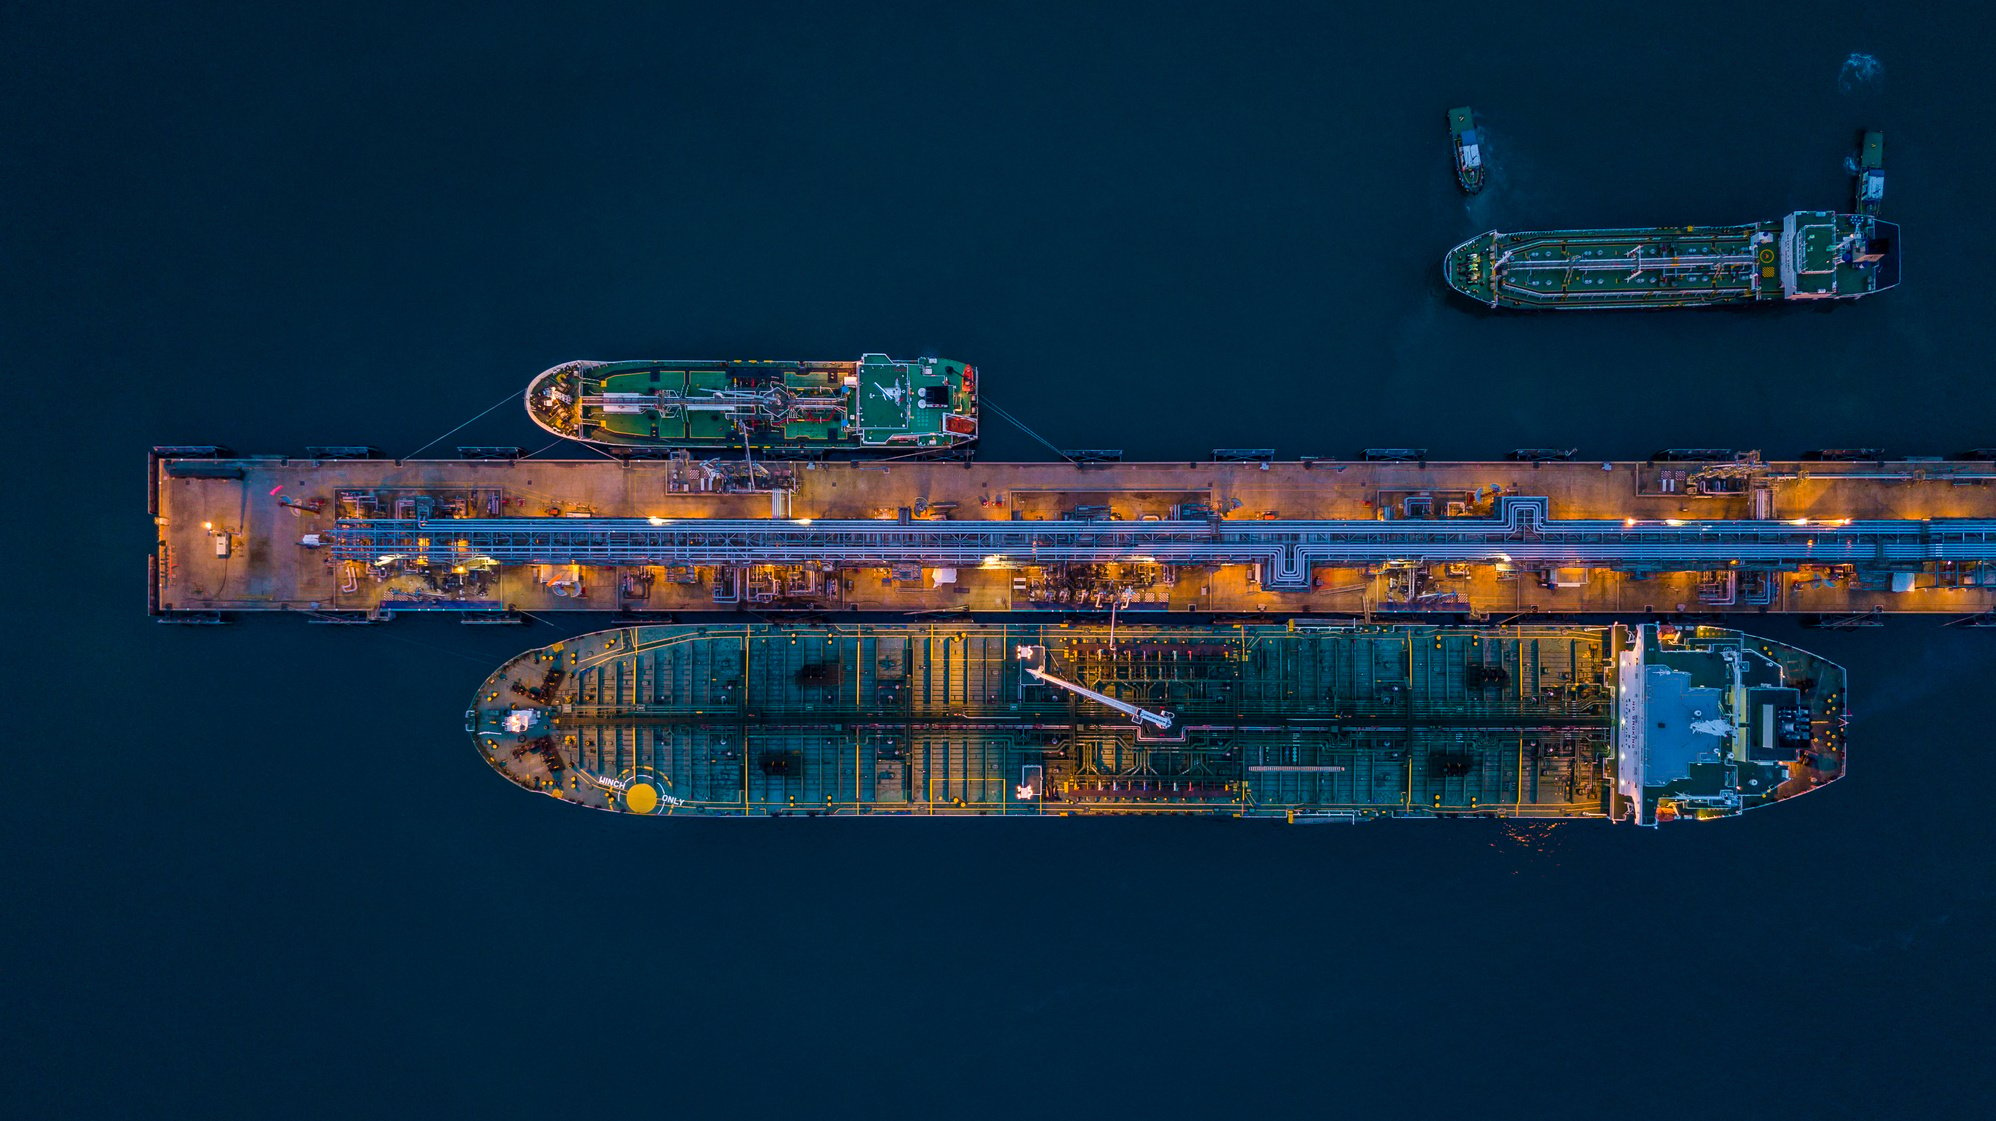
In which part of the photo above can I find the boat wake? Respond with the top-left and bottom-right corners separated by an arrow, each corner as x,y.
1838,51 -> 1882,93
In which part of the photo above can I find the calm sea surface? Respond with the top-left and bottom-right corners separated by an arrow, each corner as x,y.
8,3 -> 1993,1117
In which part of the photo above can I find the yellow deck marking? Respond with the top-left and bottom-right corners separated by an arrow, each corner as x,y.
625,783 -> 659,814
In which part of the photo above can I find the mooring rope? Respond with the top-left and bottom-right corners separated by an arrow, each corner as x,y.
982,397 -> 1074,462
404,390 -> 520,460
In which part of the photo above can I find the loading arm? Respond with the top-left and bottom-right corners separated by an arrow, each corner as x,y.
1016,645 -> 1176,731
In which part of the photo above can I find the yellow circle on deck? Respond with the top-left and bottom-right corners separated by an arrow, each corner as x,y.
624,783 -> 660,814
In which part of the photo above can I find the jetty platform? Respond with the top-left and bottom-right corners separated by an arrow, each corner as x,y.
150,450 -> 1996,622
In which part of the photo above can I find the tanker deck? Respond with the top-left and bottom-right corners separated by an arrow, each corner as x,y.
152,451 -> 1996,622
468,621 -> 1848,825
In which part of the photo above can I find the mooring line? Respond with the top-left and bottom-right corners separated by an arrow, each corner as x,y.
294,608 -> 494,664
982,397 -> 1074,462
405,390 -> 520,460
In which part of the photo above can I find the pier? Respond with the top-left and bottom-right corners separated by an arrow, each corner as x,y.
151,449 -> 1996,621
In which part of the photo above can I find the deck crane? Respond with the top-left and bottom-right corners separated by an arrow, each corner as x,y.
1016,645 -> 1177,733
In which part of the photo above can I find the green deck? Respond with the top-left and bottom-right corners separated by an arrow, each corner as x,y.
1855,131 -> 1886,215
1444,212 -> 1898,309
1859,130 -> 1885,171
527,354 -> 976,452
468,622 -> 1847,825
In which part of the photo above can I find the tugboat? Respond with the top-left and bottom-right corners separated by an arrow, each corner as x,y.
1854,130 -> 1886,216
1447,107 -> 1485,193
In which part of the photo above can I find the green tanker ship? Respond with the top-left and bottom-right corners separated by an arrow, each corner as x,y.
527,354 -> 976,453
468,621 -> 1847,826
1445,211 -> 1899,309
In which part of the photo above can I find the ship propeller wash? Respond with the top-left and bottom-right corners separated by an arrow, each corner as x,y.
527,354 -> 976,453
1445,211 -> 1899,309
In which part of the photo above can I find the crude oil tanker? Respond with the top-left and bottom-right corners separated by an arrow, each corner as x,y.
1445,211 -> 1899,309
468,621 -> 1847,826
526,354 -> 976,453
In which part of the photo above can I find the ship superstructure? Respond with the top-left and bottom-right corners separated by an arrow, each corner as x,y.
1444,211 -> 1899,309
527,354 -> 976,453
468,621 -> 1847,825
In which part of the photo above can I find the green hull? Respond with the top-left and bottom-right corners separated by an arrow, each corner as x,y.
469,622 -> 1847,826
1445,212 -> 1899,309
527,355 -> 977,452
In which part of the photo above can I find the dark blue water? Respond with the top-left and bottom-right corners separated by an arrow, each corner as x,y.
9,3 -> 1994,1117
